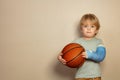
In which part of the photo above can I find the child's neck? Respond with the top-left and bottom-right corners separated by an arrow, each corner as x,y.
82,36 -> 95,40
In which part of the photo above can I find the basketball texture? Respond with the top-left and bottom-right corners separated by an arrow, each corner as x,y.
61,43 -> 85,68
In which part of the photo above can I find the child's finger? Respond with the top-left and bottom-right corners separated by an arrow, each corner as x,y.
61,59 -> 67,64
82,55 -> 86,58
59,52 -> 63,55
62,61 -> 66,64
81,53 -> 85,56
62,59 -> 67,62
58,56 -> 62,60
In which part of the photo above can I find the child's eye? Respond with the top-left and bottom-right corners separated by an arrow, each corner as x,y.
83,25 -> 87,28
91,26 -> 95,28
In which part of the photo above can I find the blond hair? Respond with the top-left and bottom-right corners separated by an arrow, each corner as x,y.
80,13 -> 100,30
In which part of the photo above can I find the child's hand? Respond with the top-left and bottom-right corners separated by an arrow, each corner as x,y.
81,52 -> 88,58
57,52 -> 67,64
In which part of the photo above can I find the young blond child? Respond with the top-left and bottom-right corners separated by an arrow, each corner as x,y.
58,13 -> 106,80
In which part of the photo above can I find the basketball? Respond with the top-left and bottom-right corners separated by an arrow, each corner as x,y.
61,43 -> 85,68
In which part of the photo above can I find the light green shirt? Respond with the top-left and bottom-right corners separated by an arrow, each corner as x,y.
72,37 -> 104,78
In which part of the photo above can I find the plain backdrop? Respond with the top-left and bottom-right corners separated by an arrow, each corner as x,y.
0,0 -> 120,80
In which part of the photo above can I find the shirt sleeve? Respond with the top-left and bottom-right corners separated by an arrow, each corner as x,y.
86,41 -> 106,62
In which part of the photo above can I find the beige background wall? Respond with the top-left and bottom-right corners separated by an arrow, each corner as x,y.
0,0 -> 120,80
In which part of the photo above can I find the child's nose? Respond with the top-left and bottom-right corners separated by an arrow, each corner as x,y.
87,26 -> 91,30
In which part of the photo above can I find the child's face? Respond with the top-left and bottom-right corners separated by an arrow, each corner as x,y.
81,20 -> 98,38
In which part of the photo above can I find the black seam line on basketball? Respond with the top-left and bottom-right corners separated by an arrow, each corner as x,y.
66,49 -> 84,63
63,46 -> 82,56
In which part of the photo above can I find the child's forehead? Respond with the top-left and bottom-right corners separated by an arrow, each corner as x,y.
82,19 -> 95,25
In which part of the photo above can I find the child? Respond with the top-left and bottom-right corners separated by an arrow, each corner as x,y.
58,13 -> 106,80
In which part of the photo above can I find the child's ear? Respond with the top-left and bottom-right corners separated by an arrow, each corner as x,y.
95,30 -> 98,34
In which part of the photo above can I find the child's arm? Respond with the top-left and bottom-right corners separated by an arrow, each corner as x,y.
85,45 -> 106,62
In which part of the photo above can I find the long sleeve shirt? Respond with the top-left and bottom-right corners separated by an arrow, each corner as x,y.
72,37 -> 106,78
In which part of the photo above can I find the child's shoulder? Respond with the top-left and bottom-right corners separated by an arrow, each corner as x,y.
94,37 -> 102,41
71,37 -> 83,43
94,37 -> 105,47
94,37 -> 103,43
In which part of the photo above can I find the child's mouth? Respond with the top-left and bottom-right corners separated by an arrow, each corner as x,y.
87,32 -> 91,33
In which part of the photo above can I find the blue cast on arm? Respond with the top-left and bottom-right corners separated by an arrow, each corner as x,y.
86,46 -> 106,62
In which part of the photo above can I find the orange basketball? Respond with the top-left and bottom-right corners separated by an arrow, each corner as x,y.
61,43 -> 85,68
